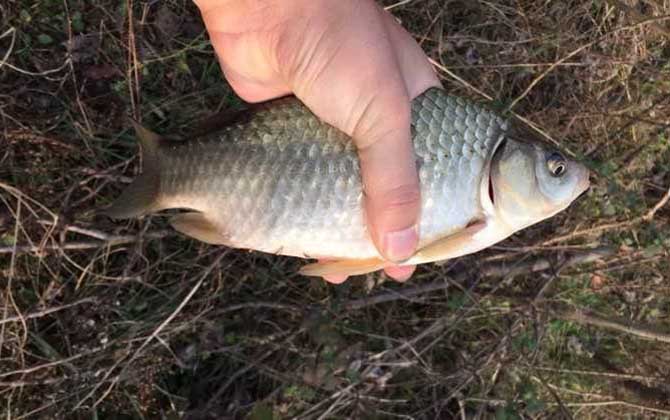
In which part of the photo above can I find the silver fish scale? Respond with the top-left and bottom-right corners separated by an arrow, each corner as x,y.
409,89 -> 508,250
159,88 -> 509,259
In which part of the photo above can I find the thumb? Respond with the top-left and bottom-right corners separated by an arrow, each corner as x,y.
355,93 -> 421,262
274,1 -> 438,262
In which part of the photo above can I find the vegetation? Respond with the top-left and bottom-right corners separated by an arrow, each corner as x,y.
1,0 -> 669,418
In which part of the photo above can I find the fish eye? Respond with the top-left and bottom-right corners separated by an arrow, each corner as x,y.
546,152 -> 567,177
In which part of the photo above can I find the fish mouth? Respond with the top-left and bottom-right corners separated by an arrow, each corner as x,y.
572,164 -> 592,201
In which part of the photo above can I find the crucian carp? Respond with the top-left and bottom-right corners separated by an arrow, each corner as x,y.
104,88 -> 590,277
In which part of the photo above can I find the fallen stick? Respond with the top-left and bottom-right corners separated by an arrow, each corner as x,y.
0,230 -> 172,255
343,247 -> 617,310
0,298 -> 96,326
556,308 -> 670,344
542,185 -> 670,246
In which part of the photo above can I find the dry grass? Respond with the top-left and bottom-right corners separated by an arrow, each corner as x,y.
1,0 -> 669,418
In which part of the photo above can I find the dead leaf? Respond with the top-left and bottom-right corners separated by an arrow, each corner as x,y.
590,273 -> 605,290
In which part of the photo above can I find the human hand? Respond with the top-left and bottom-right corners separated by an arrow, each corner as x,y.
194,0 -> 441,283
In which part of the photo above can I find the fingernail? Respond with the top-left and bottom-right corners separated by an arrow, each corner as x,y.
384,265 -> 415,282
383,226 -> 418,262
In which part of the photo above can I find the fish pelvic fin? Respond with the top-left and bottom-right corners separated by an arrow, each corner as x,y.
103,120 -> 163,219
300,221 -> 490,278
170,212 -> 230,245
299,258 -> 388,278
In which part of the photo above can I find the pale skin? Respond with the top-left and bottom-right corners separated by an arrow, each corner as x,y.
194,0 -> 441,283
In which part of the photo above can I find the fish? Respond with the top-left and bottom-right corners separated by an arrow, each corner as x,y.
104,87 -> 590,277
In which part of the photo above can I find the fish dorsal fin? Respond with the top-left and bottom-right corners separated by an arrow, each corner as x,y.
189,109 -> 254,137
170,212 -> 230,245
102,120 -> 164,219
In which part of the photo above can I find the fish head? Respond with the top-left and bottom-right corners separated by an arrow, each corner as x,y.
487,137 -> 590,231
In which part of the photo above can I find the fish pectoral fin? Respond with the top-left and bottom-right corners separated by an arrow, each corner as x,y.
412,220 -> 488,263
299,258 -> 387,278
170,213 -> 229,245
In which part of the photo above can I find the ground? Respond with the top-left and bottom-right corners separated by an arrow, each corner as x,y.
1,0 -> 669,418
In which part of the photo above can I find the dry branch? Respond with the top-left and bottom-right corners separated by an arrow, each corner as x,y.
341,246 -> 670,346
556,308 -> 670,344
343,247 -> 616,310
542,185 -> 670,246
533,366 -> 667,383
0,298 -> 96,326
0,230 -> 173,255
466,397 -> 670,415
74,252 -> 226,410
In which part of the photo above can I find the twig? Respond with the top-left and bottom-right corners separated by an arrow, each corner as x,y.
0,230 -> 173,255
0,299 -> 96,326
343,247 -> 616,310
556,308 -> 670,344
428,57 -> 493,101
126,0 -> 140,118
431,15 -> 670,156
384,0 -> 414,10
532,366 -> 666,383
0,27 -> 71,77
505,42 -> 596,114
543,184 -> 670,246
605,0 -> 670,37
505,13 -> 670,114
593,353 -> 670,407
429,57 -> 572,154
531,373 -> 575,420
0,378 -> 64,388
465,397 -> 670,414
74,253 -> 226,410
0,182 -> 58,220
62,225 -> 113,240
0,345 -> 105,379
15,395 -> 73,420
212,302 -> 302,315
643,185 -> 670,221
0,27 -> 16,71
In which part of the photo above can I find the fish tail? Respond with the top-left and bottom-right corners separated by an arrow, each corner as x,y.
103,120 -> 163,219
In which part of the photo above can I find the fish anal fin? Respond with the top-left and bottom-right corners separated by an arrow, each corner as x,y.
299,258 -> 387,278
170,213 -> 229,245
411,220 -> 488,263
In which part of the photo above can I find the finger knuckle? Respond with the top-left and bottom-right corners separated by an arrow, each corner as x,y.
353,96 -> 411,150
378,184 -> 421,212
